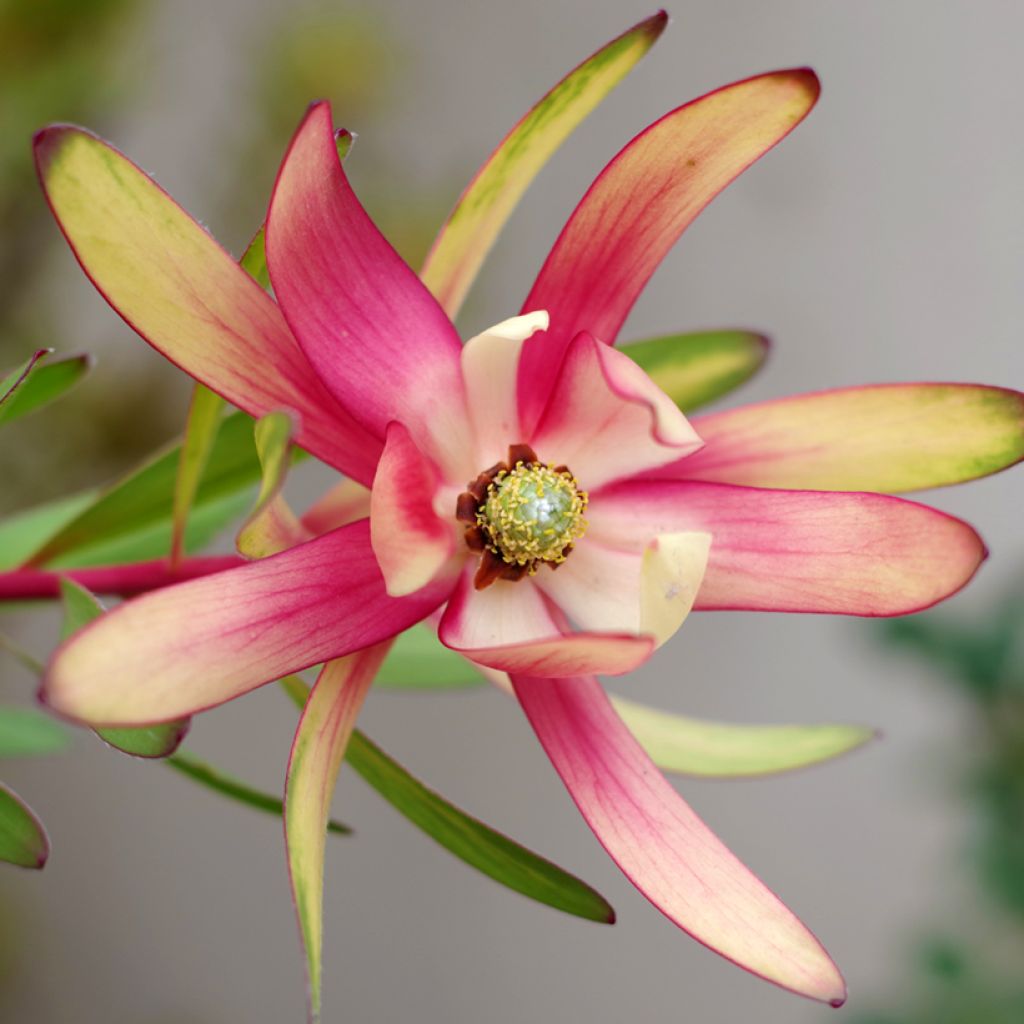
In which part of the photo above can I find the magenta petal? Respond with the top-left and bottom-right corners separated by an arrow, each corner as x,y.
587,480 -> 986,615
371,421 -> 457,596
266,102 -> 473,480
512,673 -> 846,1005
516,69 -> 820,434
33,125 -> 381,484
42,521 -> 455,726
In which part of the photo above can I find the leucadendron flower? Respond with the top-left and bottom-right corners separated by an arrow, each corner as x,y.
29,17 -> 1023,1016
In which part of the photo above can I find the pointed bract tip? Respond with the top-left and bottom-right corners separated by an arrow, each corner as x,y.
645,9 -> 670,33
791,66 -> 822,99
829,994 -> 847,1009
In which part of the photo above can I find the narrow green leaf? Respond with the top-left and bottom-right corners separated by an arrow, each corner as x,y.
612,697 -> 876,777
622,330 -> 769,413
0,707 -> 69,758
25,410 -> 265,569
0,490 -> 99,571
375,624 -> 485,689
59,579 -> 189,757
421,12 -> 668,317
346,731 -> 615,922
279,678 -> 614,924
0,783 -> 49,868
0,350 -> 92,426
167,751 -> 351,835
170,384 -> 225,565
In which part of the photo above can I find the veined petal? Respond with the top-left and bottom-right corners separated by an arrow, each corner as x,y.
42,521 -> 454,726
530,332 -> 702,488
420,11 -> 667,317
266,102 -> 473,482
370,422 -> 457,597
301,479 -> 371,537
33,126 -> 380,483
285,644 -> 390,1024
535,532 -> 710,647
517,69 -> 819,433
438,566 -> 651,677
461,311 -> 548,467
511,674 -> 846,1005
588,480 -> 986,615
669,383 -> 1024,492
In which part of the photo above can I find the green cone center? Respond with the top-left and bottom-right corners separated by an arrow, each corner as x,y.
478,463 -> 588,567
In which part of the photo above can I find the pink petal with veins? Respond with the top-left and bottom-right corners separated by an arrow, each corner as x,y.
512,672 -> 846,1005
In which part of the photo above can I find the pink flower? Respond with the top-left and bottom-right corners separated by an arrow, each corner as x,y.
29,47 -> 1021,1011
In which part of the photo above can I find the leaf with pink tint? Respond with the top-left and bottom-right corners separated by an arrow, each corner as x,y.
43,521 -> 451,726
285,646 -> 389,1023
421,11 -> 668,317
587,479 -> 986,615
512,673 -> 846,1005
266,101 -> 472,482
34,125 -> 381,483
674,383 -> 1024,492
517,68 -> 820,433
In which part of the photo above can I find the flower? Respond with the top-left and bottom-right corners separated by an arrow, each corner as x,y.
29,41 -> 1022,1014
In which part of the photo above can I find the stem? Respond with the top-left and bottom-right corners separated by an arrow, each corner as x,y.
0,555 -> 242,601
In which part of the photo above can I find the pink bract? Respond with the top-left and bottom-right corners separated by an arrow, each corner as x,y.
28,52 -> 1021,1013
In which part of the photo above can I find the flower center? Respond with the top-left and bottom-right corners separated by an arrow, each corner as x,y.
480,462 -> 587,566
455,443 -> 588,590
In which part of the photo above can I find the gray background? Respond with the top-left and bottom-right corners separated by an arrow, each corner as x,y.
2,1 -> 1022,1021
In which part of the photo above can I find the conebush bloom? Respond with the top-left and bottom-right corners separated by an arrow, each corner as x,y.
20,11 -> 1023,1018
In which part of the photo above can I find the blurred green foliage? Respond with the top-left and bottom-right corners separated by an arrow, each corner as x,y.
850,594 -> 1024,1023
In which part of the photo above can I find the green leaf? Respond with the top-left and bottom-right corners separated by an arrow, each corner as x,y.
236,411 -> 304,558
0,490 -> 99,571
280,677 -> 614,924
612,697 -> 876,777
420,12 -> 667,317
0,707 -> 69,758
375,624 -> 485,689
167,751 -> 351,835
622,330 -> 769,413
170,384 -> 225,565
0,783 -> 49,868
346,730 -> 615,923
59,579 -> 189,757
0,350 -> 92,426
368,636 -> 875,777
25,410 -> 265,569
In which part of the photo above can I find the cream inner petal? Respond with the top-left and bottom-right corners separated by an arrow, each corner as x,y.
460,310 -> 549,468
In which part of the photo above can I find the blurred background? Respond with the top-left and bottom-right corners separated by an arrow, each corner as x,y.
1,1 -> 1022,1021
